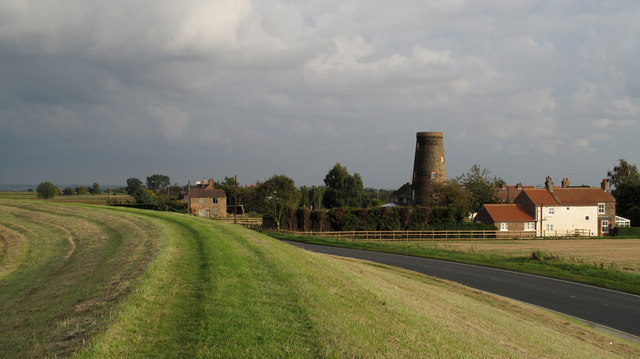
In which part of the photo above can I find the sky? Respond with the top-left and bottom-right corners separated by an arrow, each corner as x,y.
1,1 -> 639,189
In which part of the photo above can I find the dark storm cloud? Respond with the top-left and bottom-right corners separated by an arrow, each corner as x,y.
1,0 -> 639,187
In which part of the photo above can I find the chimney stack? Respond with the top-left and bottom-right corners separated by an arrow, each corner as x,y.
601,179 -> 609,192
516,182 -> 523,190
545,176 -> 554,191
561,178 -> 570,188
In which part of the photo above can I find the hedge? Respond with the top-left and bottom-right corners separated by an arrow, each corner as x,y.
614,227 -> 640,237
278,207 -> 496,232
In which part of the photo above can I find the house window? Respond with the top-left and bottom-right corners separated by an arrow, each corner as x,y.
546,224 -> 554,231
524,222 -> 535,231
440,155 -> 445,163
585,216 -> 589,220
548,208 -> 555,215
431,171 -> 437,179
500,223 -> 508,231
213,198 -> 218,204
598,203 -> 605,214
601,220 -> 609,234
199,198 -> 204,205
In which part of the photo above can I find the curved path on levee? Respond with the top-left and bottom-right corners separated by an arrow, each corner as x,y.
285,241 -> 640,341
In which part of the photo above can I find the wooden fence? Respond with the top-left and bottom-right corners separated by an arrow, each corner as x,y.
215,216 -> 263,226
257,228 -> 591,241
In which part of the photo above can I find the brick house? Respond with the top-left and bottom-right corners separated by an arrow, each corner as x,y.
186,178 -> 227,218
390,183 -> 412,206
475,177 -> 616,237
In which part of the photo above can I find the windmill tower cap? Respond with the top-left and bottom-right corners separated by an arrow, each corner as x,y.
417,132 -> 443,137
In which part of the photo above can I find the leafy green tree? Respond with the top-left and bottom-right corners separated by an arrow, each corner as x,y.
613,181 -> 640,226
255,175 -> 300,230
132,187 -> 154,204
37,182 -> 57,199
322,163 -> 368,208
146,174 -> 170,190
75,186 -> 89,195
63,187 -> 75,196
219,176 -> 240,205
608,159 -> 640,189
300,185 -> 326,209
430,182 -> 472,223
126,178 -> 144,195
90,182 -> 101,195
456,164 -> 503,213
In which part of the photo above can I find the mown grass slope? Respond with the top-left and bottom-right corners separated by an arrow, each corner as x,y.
2,200 -> 639,358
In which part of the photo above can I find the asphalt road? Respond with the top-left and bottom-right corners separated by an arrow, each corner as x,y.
285,241 -> 640,340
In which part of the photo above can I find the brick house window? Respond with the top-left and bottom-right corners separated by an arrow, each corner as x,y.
601,220 -> 609,233
598,203 -> 605,214
524,222 -> 535,231
500,223 -> 508,231
213,198 -> 218,204
431,171 -> 437,179
548,208 -> 555,215
199,198 -> 204,205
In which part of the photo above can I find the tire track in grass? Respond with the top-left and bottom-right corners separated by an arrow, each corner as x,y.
197,223 -> 322,358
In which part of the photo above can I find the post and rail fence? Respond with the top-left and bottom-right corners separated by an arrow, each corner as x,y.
237,225 -> 591,241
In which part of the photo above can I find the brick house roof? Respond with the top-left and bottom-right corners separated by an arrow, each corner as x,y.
517,187 -> 614,206
551,188 -> 615,205
495,184 -> 535,203
391,183 -> 412,200
517,189 -> 560,205
480,204 -> 535,222
190,188 -> 226,198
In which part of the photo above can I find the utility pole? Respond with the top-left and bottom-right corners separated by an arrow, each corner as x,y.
187,180 -> 191,216
234,175 -> 238,224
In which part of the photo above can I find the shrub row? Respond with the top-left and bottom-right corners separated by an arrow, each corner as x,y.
107,200 -> 187,213
614,227 -> 640,237
280,207 -> 496,232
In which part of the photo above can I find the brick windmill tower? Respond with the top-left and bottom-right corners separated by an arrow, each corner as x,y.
411,132 -> 446,205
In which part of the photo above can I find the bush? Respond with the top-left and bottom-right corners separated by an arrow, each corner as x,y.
614,227 -> 640,237
36,182 -> 57,199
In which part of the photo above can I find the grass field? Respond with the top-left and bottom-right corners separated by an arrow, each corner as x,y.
0,191 -> 131,205
2,199 -> 639,358
429,239 -> 640,273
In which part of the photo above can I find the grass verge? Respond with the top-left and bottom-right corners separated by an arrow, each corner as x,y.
266,232 -> 640,295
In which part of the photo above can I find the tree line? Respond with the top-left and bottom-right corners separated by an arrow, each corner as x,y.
34,159 -> 640,229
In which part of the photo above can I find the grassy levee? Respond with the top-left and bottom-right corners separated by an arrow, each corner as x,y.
269,232 -> 640,295
3,200 -> 640,358
0,200 -> 161,358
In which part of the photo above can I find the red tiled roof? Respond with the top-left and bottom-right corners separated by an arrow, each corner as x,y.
521,187 -> 614,206
520,189 -> 559,205
483,204 -> 535,222
552,188 -> 615,205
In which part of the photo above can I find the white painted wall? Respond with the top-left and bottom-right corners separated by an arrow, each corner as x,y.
535,206 -> 598,237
